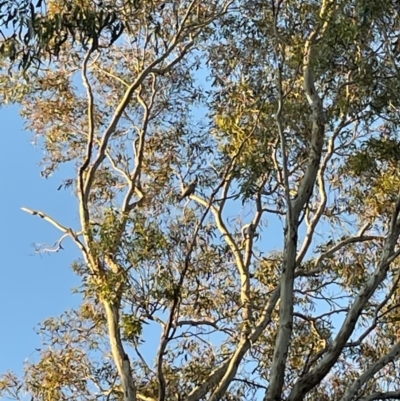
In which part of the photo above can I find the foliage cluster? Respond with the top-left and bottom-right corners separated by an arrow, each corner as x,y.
3,1 -> 400,400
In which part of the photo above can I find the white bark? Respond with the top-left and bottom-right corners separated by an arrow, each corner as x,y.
263,2 -> 334,398
287,199 -> 400,401
104,302 -> 137,401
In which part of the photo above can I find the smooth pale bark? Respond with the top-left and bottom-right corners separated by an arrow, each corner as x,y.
340,341 -> 400,401
264,2 -> 334,399
287,200 -> 400,401
185,288 -> 281,401
104,302 -> 137,401
73,5 -> 233,400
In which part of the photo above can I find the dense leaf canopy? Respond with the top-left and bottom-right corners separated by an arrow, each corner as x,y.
2,0 -> 400,401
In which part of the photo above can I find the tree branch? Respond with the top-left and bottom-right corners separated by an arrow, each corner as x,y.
340,341 -> 400,401
357,391 -> 400,401
288,195 -> 400,401
21,207 -> 87,255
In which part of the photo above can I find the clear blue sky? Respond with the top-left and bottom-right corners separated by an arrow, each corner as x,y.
0,105 -> 82,376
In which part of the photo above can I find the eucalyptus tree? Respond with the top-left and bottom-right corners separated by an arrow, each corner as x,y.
0,0 -> 136,70
2,1 -> 400,401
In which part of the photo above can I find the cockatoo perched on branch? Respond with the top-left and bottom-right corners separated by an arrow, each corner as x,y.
178,178 -> 198,201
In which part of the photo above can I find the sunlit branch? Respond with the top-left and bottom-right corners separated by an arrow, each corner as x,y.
340,340 -> 400,401
35,232 -> 70,253
21,207 -> 86,254
271,137 -> 284,187
275,67 -> 292,215
184,285 -> 281,401
346,273 -> 400,348
207,287 -> 282,401
242,112 -> 267,278
186,159 -> 259,401
79,46 -> 96,235
296,118 -> 352,265
266,35 -> 297,401
137,394 -> 157,401
104,149 -> 131,183
314,234 -> 382,269
288,197 -> 400,401
267,2 -> 337,395
195,127 -> 261,346
294,309 -> 348,370
269,1 -> 338,399
93,65 -> 130,87
103,301 -> 137,401
21,207 -> 68,233
125,76 -> 156,213
387,247 -> 400,265
83,10 -> 204,205
194,190 -> 253,322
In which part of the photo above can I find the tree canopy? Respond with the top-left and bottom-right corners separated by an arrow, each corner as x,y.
2,0 -> 400,400
0,0 -> 130,70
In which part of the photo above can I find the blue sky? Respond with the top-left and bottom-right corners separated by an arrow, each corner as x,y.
0,102 -> 328,376
0,91 -> 348,400
0,103 -> 168,380
0,105 -> 82,376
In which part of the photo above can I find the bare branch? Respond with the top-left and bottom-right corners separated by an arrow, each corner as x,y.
35,232 -> 70,253
137,395 -> 157,401
21,207 -> 71,233
21,207 -> 86,255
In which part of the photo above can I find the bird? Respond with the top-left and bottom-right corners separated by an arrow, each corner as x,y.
178,178 -> 198,201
